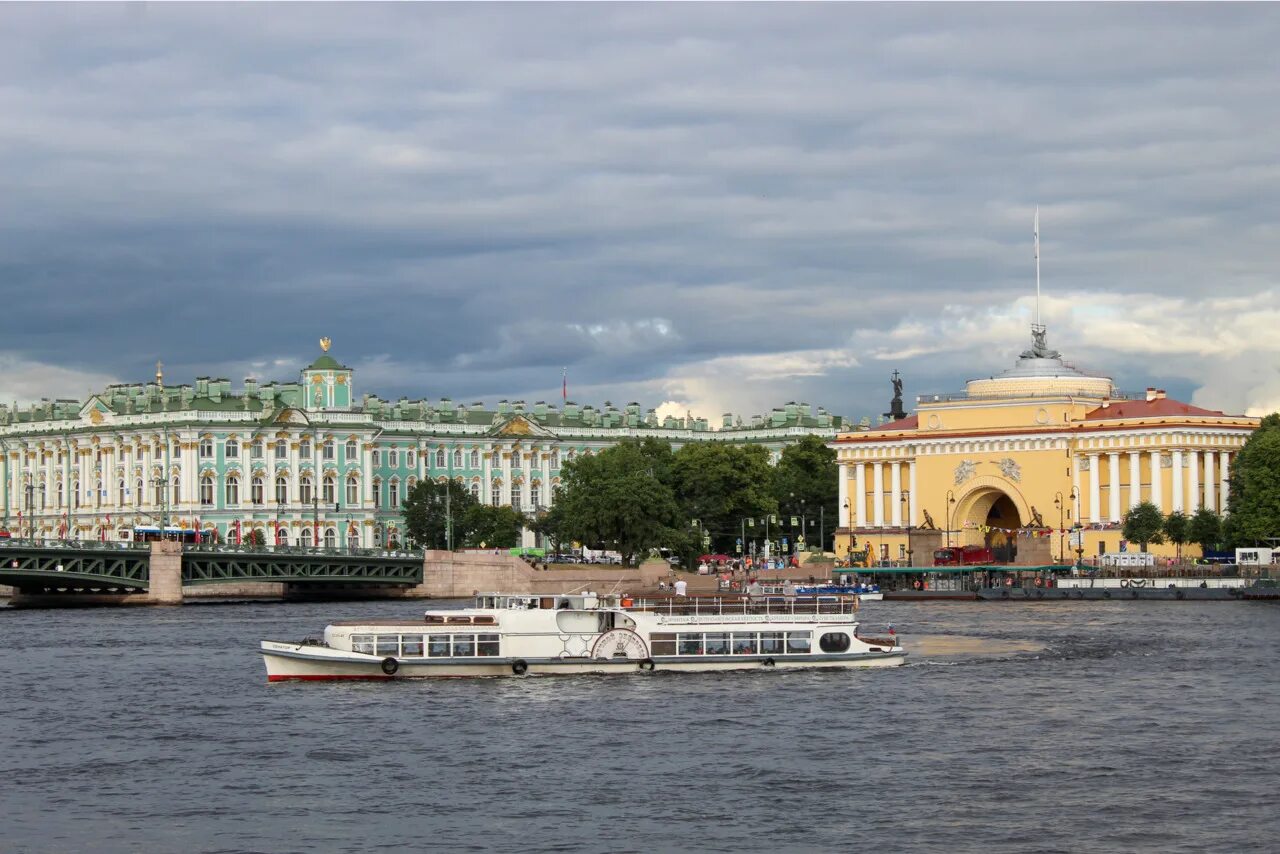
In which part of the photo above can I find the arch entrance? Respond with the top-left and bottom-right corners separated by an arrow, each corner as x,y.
953,480 -> 1028,563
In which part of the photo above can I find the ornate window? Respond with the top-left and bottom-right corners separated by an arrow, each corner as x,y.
300,476 -> 313,505
470,482 -> 480,499
275,476 -> 288,505
373,478 -> 382,509
275,527 -> 288,546
118,479 -> 127,505
225,439 -> 239,459
251,440 -> 264,460
322,475 -> 335,504
252,476 -> 264,505
200,476 -> 214,506
389,449 -> 398,468
346,475 -> 359,506
74,479 -> 81,508
324,528 -> 336,549
347,525 -> 360,549
323,440 -> 335,461
407,476 -> 417,494
491,449 -> 500,466
135,479 -> 143,507
436,449 -> 446,468
491,482 -> 501,506
299,439 -> 311,460
275,440 -> 287,460
301,528 -> 313,548
96,478 -> 104,505
153,479 -> 163,506
453,449 -> 462,468
199,438 -> 214,459
372,450 -> 380,466
470,450 -> 480,469
511,491 -> 522,513
551,449 -> 560,468
225,476 -> 239,506
511,449 -> 521,469
407,450 -> 416,468
345,439 -> 358,460
567,449 -> 576,461
530,481 -> 541,510
389,479 -> 400,508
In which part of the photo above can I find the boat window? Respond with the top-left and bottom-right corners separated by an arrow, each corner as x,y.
476,634 -> 500,656
428,635 -> 451,657
819,632 -> 851,653
352,634 -> 374,655
401,635 -> 424,657
447,616 -> 472,624
539,597 -> 555,610
704,632 -> 729,655
452,634 -> 475,656
376,636 -> 398,656
425,615 -> 446,623
787,632 -> 812,653
556,610 -> 599,633
677,633 -> 704,656
650,633 -> 676,656
473,615 -> 496,625
732,633 -> 758,655
759,632 -> 784,655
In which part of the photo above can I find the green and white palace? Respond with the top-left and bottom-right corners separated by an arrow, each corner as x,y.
0,342 -> 848,549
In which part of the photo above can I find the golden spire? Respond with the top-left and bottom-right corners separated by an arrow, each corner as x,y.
320,337 -> 332,353
155,360 -> 163,383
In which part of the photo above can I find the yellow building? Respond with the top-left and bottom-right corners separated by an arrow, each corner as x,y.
831,328 -> 1259,565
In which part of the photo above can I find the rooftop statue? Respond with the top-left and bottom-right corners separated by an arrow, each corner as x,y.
1020,325 -> 1062,360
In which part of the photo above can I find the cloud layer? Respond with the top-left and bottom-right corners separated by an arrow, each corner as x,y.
1,5 -> 1278,419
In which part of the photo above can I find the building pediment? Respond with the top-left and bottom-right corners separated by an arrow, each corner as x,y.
79,397 -> 114,426
266,407 -> 311,427
488,415 -> 557,439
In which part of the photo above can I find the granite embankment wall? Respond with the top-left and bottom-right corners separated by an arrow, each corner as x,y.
405,551 -> 671,599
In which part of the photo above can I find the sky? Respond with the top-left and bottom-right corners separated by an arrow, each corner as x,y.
2,3 -> 1279,423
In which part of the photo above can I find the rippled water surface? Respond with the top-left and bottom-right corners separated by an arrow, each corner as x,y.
2,599 -> 1277,853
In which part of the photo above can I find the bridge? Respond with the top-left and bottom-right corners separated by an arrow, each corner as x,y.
0,540 -> 424,606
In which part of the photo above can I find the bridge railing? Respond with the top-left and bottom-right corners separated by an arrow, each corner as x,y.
183,543 -> 422,559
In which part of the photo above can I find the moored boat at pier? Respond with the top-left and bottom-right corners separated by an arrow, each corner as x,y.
260,591 -> 905,681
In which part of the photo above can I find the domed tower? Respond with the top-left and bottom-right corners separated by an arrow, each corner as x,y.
300,337 -> 353,411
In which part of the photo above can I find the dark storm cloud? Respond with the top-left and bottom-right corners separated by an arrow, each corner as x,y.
1,3 -> 1279,418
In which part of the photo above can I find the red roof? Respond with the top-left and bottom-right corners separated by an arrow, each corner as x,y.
1084,397 -> 1224,420
869,414 -> 918,432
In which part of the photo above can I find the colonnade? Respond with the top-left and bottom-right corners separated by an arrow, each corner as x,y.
837,460 -> 917,529
1080,449 -> 1232,524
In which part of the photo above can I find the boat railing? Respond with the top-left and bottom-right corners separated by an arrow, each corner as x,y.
630,595 -> 857,620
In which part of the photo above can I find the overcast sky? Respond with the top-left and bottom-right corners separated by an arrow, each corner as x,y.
3,3 -> 1279,423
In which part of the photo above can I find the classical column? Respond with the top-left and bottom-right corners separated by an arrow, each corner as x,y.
1088,453 -> 1101,523
1149,450 -> 1163,511
502,446 -> 512,506
1129,452 -> 1141,509
890,462 -> 902,528
872,462 -> 884,528
1219,451 -> 1231,513
837,463 -> 850,528
1171,449 -> 1183,513
1203,449 -> 1215,513
855,464 -> 867,528
1071,455 -> 1081,520
908,460 -> 918,526
1187,450 -> 1200,513
481,448 -> 492,506
541,450 -> 551,508
1108,452 -> 1121,523
362,442 -> 373,505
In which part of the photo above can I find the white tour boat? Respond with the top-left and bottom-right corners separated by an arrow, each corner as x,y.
260,591 -> 906,681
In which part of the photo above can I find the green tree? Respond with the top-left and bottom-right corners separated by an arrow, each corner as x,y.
1163,511 -> 1190,560
1226,412 -> 1280,545
554,440 -> 684,565
668,443 -> 776,552
244,528 -> 265,547
1122,501 -> 1165,552
530,501 -> 570,556
772,435 -> 838,551
402,479 -> 477,550
461,504 -> 526,549
1188,508 -> 1223,556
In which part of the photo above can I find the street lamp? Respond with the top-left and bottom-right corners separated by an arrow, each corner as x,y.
1069,486 -> 1083,568
945,489 -> 957,548
1053,491 -> 1065,562
149,476 -> 169,540
901,490 -> 913,567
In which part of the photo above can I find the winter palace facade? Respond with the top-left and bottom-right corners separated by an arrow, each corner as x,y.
831,328 -> 1260,563
0,344 -> 848,548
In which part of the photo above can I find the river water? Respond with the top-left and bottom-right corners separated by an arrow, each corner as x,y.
1,598 -> 1276,853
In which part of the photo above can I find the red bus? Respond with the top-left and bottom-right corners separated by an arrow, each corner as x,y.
933,545 -> 993,566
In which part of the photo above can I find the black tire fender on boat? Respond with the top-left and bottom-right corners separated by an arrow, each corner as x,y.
1175,589 -> 1186,600
1001,589 -> 1010,600
1131,589 -> 1140,599
762,657 -> 776,668
380,657 -> 399,676
511,659 -> 529,676
1103,590 -> 1112,599
638,658 -> 655,671
1036,589 -> 1045,599
1075,589 -> 1085,599
1230,587 -> 1242,598
1061,589 -> 1070,599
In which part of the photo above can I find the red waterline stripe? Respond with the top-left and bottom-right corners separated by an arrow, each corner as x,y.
267,674 -> 393,682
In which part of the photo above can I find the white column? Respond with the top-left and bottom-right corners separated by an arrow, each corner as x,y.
362,442 -> 373,504
890,462 -> 902,528
1088,453 -> 1101,523
855,464 -> 867,528
1071,455 -> 1081,521
502,446 -> 512,505
1171,449 -> 1183,513
481,448 -> 492,506
1203,450 -> 1215,513
289,439 -> 300,510
1219,451 -> 1231,513
1187,450 -> 1200,513
1129,452 -> 1141,509
541,450 -> 551,508
1150,450 -> 1163,511
1108,452 -> 1121,523
908,460 -> 918,526
837,463 -> 850,528
872,462 -> 884,528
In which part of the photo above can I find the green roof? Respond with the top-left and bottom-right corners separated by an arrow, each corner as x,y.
307,354 -> 346,371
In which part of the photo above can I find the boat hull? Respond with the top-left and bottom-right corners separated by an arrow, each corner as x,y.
262,641 -> 906,681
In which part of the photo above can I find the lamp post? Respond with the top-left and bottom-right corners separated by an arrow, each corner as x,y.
901,490 -> 912,567
149,476 -> 168,541
945,489 -> 956,548
1069,486 -> 1082,567
1053,491 -> 1065,562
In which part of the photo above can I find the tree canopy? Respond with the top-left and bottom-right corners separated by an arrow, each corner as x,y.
461,504 -> 525,549
771,435 -> 838,550
1188,508 -> 1224,555
1122,501 -> 1165,551
668,443 -> 776,551
1226,412 -> 1280,545
1163,511 -> 1189,558
402,479 -> 476,550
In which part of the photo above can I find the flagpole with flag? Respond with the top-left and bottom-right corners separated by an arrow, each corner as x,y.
562,367 -> 567,404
